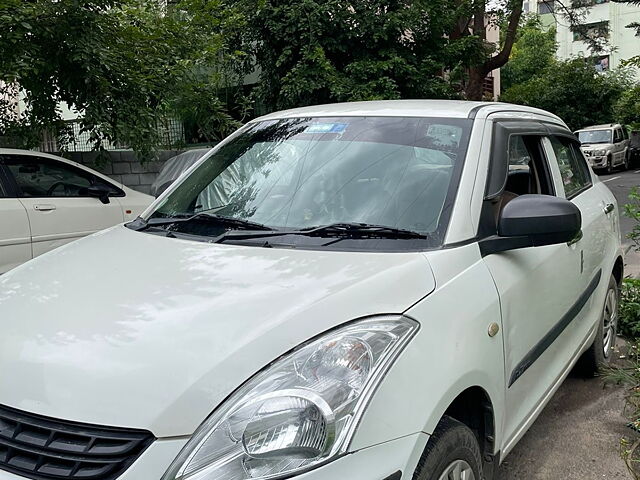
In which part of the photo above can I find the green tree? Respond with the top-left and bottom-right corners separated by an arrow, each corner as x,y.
615,86 -> 640,129
500,58 -> 632,130
0,0 -> 242,158
240,0 -> 530,109
501,16 -> 557,92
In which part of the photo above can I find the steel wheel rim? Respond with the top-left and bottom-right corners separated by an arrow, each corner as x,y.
438,459 -> 476,480
603,286 -> 618,358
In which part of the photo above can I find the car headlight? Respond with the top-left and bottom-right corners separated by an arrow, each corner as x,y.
161,316 -> 418,480
595,149 -> 607,156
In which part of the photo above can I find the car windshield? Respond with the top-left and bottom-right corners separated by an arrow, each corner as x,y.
147,116 -> 472,249
578,129 -> 612,144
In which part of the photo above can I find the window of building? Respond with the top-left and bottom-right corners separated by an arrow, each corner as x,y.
539,0 -> 555,14
573,21 -> 609,42
594,55 -> 610,72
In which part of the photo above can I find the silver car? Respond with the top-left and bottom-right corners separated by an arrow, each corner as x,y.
575,123 -> 630,173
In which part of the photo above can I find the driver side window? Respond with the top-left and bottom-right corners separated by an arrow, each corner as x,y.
4,156 -> 115,198
614,129 -> 623,143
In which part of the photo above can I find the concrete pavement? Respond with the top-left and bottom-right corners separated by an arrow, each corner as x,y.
498,352 -> 633,479
498,168 -> 640,479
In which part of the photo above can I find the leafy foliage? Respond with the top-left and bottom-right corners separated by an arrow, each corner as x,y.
616,87 -> 640,130
607,341 -> 640,478
239,0 -> 492,110
625,187 -> 640,253
618,279 -> 640,338
501,16 -> 557,92
0,0 -> 242,158
500,57 -> 633,131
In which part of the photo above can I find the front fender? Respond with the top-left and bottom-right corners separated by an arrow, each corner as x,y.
350,244 -> 505,454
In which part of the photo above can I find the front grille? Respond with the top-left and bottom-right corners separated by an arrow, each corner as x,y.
0,404 -> 155,480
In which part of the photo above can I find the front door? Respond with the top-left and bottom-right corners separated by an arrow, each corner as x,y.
480,125 -> 583,454
0,168 -> 31,273
3,155 -> 124,258
612,127 -> 625,166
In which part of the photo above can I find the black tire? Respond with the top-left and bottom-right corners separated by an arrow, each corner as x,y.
413,416 -> 484,480
578,274 -> 619,376
606,155 -> 613,174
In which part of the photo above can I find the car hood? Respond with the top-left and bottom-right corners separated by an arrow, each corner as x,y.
581,143 -> 613,151
0,226 -> 435,437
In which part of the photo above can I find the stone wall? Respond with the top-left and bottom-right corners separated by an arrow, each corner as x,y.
66,150 -> 183,195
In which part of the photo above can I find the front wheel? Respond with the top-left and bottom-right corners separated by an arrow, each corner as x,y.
578,274 -> 619,376
414,416 -> 484,480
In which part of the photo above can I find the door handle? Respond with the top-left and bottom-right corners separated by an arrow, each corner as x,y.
603,203 -> 614,215
34,204 -> 56,212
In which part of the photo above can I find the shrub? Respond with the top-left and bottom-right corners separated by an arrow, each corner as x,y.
626,187 -> 640,253
619,279 -> 640,339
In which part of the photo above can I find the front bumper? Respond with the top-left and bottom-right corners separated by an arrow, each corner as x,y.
0,433 -> 429,480
587,156 -> 607,168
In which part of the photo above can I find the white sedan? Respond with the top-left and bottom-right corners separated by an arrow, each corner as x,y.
0,101 -> 623,480
0,149 -> 153,273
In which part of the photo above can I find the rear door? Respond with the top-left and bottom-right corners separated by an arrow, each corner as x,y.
3,155 -> 124,258
480,121 -> 583,454
0,164 -> 31,273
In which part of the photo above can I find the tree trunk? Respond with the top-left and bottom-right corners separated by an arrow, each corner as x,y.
464,0 -> 525,100
466,66 -> 487,100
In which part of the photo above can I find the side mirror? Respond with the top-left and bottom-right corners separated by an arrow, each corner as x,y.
480,194 -> 581,256
87,185 -> 111,204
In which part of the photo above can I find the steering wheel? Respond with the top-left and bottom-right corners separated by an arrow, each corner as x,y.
47,181 -> 71,196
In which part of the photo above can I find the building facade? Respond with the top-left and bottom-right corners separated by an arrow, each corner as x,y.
539,0 -> 640,74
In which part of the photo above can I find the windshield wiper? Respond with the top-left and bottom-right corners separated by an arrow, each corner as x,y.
213,222 -> 427,243
298,222 -> 427,239
127,213 -> 274,232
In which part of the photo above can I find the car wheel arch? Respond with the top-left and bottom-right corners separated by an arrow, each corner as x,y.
441,385 -> 498,478
613,256 -> 623,287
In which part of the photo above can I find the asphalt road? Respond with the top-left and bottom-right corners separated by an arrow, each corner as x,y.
498,168 -> 640,479
599,169 -> 640,276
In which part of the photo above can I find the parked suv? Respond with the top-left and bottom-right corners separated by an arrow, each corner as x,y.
0,101 -> 623,480
575,123 -> 630,173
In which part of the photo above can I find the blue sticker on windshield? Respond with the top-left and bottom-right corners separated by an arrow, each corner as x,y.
306,123 -> 347,134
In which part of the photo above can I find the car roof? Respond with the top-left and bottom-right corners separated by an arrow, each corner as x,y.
0,148 -> 75,162
251,100 -> 565,123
